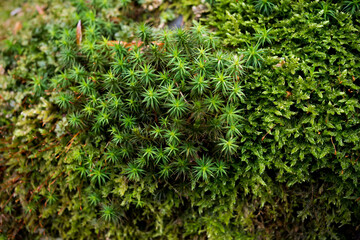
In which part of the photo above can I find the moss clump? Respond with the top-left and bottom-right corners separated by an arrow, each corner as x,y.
1,0 -> 360,239
203,0 -> 360,238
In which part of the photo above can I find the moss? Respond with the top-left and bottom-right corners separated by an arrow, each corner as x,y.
1,0 -> 360,239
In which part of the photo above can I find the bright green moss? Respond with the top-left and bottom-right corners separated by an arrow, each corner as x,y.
204,0 -> 360,238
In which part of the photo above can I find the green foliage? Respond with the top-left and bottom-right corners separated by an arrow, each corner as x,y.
343,0 -> 360,15
193,157 -> 216,181
318,1 -> 336,20
125,163 -> 145,181
240,42 -> 265,68
205,0 -> 360,238
137,23 -> 153,45
253,0 -> 275,16
1,0 -> 360,239
100,204 -> 120,224
254,26 -> 274,46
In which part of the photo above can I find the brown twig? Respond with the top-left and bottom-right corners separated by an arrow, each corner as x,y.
107,40 -> 164,48
174,82 -> 189,103
262,124 -> 277,141
331,136 -> 337,155
65,131 -> 81,153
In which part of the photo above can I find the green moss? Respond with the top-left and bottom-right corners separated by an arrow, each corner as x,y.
203,0 -> 360,238
1,0 -> 360,239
